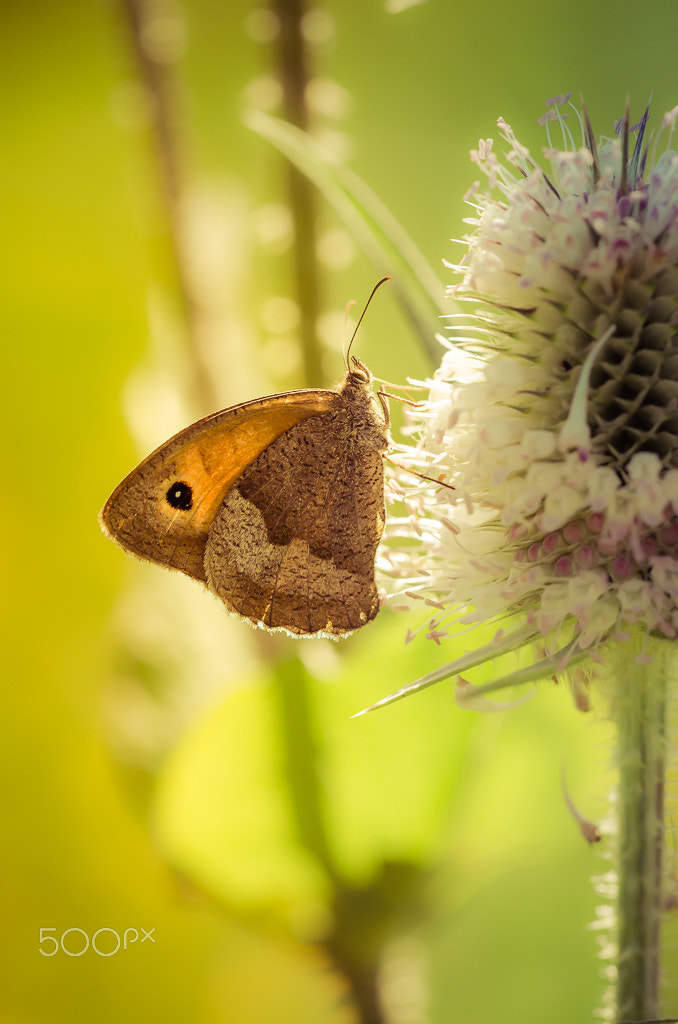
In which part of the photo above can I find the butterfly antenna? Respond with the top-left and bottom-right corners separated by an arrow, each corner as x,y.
344,276 -> 391,370
342,298 -> 357,361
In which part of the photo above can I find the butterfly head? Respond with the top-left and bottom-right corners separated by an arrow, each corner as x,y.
348,356 -> 371,385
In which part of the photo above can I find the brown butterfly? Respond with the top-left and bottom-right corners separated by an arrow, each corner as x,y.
100,285 -> 391,638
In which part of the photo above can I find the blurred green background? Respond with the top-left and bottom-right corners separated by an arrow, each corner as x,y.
5,1 -> 678,1021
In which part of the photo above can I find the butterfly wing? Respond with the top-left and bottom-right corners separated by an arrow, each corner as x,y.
204,402 -> 386,636
100,390 -> 338,581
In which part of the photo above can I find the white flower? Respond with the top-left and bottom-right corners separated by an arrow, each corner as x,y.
380,96 -> 678,707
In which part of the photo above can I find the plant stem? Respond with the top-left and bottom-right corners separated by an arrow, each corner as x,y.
270,652 -> 390,1024
270,0 -> 324,387
120,0 -> 219,411
612,638 -> 672,1020
271,654 -> 337,876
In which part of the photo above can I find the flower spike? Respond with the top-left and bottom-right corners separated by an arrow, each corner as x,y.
381,99 -> 678,703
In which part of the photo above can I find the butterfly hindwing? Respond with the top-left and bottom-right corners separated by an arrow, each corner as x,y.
204,405 -> 386,635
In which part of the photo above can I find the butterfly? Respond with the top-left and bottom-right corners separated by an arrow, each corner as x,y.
100,285 -> 391,638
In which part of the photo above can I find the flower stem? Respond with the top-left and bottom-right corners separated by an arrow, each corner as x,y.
612,638 -> 672,1020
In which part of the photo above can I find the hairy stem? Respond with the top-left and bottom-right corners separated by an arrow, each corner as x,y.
612,638 -> 672,1020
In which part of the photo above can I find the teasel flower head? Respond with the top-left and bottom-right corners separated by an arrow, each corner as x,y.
376,95 -> 678,709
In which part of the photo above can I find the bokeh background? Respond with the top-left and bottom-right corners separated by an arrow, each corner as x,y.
5,1 -> 678,1021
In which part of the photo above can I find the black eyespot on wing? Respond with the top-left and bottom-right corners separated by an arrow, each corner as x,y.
166,481 -> 193,511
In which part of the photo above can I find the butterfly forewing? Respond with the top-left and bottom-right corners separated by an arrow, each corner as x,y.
100,391 -> 337,580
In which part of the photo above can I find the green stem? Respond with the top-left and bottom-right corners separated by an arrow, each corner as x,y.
612,637 -> 672,1020
271,654 -> 337,877
270,652 -> 389,1024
